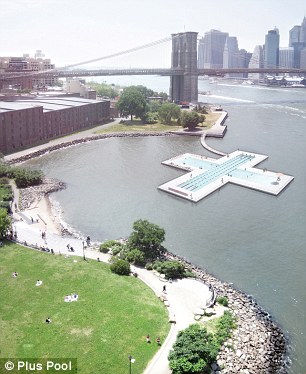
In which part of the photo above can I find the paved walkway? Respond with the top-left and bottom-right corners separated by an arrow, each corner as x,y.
4,119 -> 120,162
12,219 -> 212,374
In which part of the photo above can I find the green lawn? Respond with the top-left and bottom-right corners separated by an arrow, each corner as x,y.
96,111 -> 221,134
96,119 -> 181,133
0,243 -> 170,374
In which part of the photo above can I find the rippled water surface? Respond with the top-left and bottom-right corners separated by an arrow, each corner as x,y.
25,79 -> 306,373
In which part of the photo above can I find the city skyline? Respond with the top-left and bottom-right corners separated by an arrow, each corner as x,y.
1,0 -> 306,68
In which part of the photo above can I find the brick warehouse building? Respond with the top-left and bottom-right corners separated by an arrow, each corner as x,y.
0,97 -> 110,154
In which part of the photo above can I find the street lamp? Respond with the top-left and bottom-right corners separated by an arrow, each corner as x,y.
128,355 -> 135,374
82,241 -> 86,261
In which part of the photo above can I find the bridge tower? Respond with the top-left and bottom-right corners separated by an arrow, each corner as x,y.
170,32 -> 198,103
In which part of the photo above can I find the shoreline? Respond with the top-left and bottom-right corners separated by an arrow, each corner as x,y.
8,125 -> 289,372
13,173 -> 289,374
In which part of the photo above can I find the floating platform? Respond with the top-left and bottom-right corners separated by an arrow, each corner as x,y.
158,150 -> 294,202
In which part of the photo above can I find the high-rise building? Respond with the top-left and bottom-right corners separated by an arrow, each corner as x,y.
223,37 -> 239,68
289,25 -> 301,46
279,47 -> 294,68
248,45 -> 264,82
198,29 -> 228,69
300,16 -> 306,44
288,17 -> 306,68
300,48 -> 306,69
264,27 -> 280,68
223,36 -> 246,78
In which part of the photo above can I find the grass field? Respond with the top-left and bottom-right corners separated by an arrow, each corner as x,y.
95,111 -> 221,134
0,242 -> 170,374
96,120 -> 181,133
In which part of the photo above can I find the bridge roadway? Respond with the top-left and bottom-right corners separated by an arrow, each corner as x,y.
1,67 -> 306,81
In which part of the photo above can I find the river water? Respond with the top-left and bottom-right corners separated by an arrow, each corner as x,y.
25,78 -> 306,373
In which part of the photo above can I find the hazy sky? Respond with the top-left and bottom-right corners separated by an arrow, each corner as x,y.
1,0 -> 305,68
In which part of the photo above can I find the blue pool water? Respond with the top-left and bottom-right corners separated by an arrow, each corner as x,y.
231,169 -> 280,186
178,154 -> 254,191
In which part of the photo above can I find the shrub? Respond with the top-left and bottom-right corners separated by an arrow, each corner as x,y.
0,177 -> 9,184
168,324 -> 218,374
99,240 -> 120,253
110,259 -> 130,276
0,201 -> 11,214
153,260 -> 185,280
214,311 -> 236,345
125,248 -> 146,266
184,270 -> 196,278
111,244 -> 123,256
0,165 -> 43,188
145,263 -> 153,271
0,207 -> 11,238
217,296 -> 228,307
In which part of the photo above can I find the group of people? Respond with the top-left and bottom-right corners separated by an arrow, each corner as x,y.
146,335 -> 161,345
64,293 -> 79,302
67,244 -> 75,252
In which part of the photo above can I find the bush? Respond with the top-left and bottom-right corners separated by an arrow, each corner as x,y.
214,311 -> 236,345
99,240 -> 121,254
153,260 -> 185,280
217,296 -> 228,307
169,312 -> 237,374
145,263 -> 153,271
110,259 -> 130,276
111,244 -> 123,256
0,177 -> 9,184
0,165 -> 43,188
0,201 -> 11,213
0,207 -> 11,238
125,248 -> 146,266
99,240 -> 120,253
168,324 -> 219,374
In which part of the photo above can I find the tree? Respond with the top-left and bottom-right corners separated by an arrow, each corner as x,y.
0,208 -> 11,239
158,103 -> 181,125
116,86 -> 147,120
168,324 -> 219,374
180,111 -> 203,130
133,85 -> 154,99
88,81 -> 118,99
128,219 -> 166,261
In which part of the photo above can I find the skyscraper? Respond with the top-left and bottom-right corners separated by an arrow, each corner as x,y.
248,45 -> 264,82
289,25 -> 301,46
198,30 -> 228,69
288,17 -> 306,68
300,16 -> 306,44
264,27 -> 280,68
279,47 -> 294,68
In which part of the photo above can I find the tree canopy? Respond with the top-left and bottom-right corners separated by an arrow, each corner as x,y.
88,81 -> 118,99
168,324 -> 219,374
158,103 -> 181,125
180,111 -> 204,130
116,86 -> 147,120
128,219 -> 166,261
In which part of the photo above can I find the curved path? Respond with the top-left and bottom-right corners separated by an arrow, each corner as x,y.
12,219 -> 212,374
6,115 -> 226,373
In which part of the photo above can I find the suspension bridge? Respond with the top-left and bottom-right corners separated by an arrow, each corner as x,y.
1,32 -> 306,102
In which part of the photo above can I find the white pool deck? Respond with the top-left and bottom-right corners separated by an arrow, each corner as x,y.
158,150 -> 294,202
